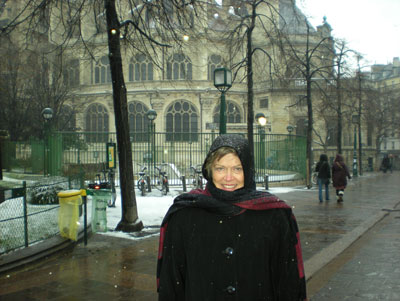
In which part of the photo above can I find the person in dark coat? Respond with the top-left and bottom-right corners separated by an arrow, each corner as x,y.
315,154 -> 331,203
381,154 -> 391,173
157,134 -> 307,300
332,154 -> 351,203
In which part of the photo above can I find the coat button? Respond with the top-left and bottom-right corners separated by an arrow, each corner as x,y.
226,285 -> 236,294
223,247 -> 234,256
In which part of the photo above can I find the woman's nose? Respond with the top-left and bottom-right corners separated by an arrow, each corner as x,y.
224,169 -> 234,180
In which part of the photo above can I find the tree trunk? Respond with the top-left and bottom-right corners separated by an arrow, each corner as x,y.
306,78 -> 313,189
246,6 -> 256,182
105,0 -> 143,232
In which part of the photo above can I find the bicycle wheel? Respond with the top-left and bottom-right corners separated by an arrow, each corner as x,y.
162,180 -> 168,195
312,173 -> 318,185
198,176 -> 203,190
153,175 -> 163,191
108,191 -> 116,207
138,179 -> 146,196
188,174 -> 197,189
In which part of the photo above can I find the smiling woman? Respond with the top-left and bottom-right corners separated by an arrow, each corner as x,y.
157,134 -> 307,300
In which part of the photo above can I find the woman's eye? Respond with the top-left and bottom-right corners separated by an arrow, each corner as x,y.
234,167 -> 243,173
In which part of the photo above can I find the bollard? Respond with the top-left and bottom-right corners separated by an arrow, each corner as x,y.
181,175 -> 187,192
264,174 -> 269,190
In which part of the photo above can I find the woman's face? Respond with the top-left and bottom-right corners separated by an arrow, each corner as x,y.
212,153 -> 244,191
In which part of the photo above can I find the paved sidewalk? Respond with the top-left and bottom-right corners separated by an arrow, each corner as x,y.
0,171 -> 399,300
311,208 -> 400,300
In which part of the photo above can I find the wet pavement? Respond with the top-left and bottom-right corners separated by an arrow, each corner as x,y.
0,171 -> 399,300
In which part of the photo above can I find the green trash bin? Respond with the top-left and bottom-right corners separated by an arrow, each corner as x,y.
89,189 -> 111,233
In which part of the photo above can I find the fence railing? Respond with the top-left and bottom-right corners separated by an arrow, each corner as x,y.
1,132 -> 307,185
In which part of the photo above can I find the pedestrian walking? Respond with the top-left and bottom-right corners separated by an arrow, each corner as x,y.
380,154 -> 391,173
157,134 -> 307,300
332,154 -> 351,203
315,154 -> 331,202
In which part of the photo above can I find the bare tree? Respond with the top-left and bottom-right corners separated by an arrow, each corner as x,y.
0,0 -> 203,232
279,17 -> 334,187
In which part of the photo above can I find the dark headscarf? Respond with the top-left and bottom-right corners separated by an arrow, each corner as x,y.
334,154 -> 344,163
319,154 -> 328,162
202,134 -> 256,190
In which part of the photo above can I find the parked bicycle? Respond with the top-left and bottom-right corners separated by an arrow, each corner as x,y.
137,166 -> 148,196
88,163 -> 117,207
189,164 -> 203,190
311,161 -> 318,185
153,165 -> 169,195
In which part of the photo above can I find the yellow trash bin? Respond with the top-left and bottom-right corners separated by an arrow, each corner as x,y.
58,190 -> 83,241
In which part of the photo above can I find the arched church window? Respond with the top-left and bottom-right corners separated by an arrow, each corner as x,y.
166,100 -> 198,141
129,54 -> 153,81
128,101 -> 150,142
208,54 -> 223,80
85,103 -> 109,142
94,56 -> 111,84
213,100 -> 242,124
63,59 -> 80,87
166,53 -> 192,80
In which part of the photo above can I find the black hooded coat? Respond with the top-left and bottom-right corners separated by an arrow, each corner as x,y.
157,135 -> 307,300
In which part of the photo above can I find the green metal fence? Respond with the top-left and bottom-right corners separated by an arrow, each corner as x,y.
1,132 -> 306,185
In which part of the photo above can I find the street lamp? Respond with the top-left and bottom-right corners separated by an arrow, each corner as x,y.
256,113 -> 267,177
287,125 -> 295,172
41,108 -> 53,176
146,109 -> 157,182
352,114 -> 359,177
214,67 -> 232,135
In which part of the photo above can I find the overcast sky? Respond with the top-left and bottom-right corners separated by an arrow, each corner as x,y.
297,0 -> 400,66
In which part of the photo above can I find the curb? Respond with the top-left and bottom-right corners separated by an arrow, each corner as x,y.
0,228 -> 90,275
304,210 -> 388,281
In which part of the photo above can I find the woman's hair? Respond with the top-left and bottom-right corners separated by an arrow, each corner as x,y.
204,146 -> 238,180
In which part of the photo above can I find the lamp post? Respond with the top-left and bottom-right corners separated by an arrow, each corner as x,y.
41,108 -> 53,176
287,125 -> 294,170
352,114 -> 359,177
146,109 -> 157,180
214,67 -> 232,135
256,113 -> 267,176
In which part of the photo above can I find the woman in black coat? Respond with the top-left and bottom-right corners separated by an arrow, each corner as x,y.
157,134 -> 307,300
332,154 -> 351,203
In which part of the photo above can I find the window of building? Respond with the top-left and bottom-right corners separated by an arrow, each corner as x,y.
295,118 -> 307,136
367,123 -> 373,146
213,101 -> 242,124
129,54 -> 153,81
326,121 -> 338,147
208,54 -> 222,80
94,56 -> 111,84
166,53 -> 192,80
85,103 -> 109,142
63,59 -> 80,87
59,105 -> 76,131
166,100 -> 198,141
128,101 -> 150,142
259,98 -> 269,109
